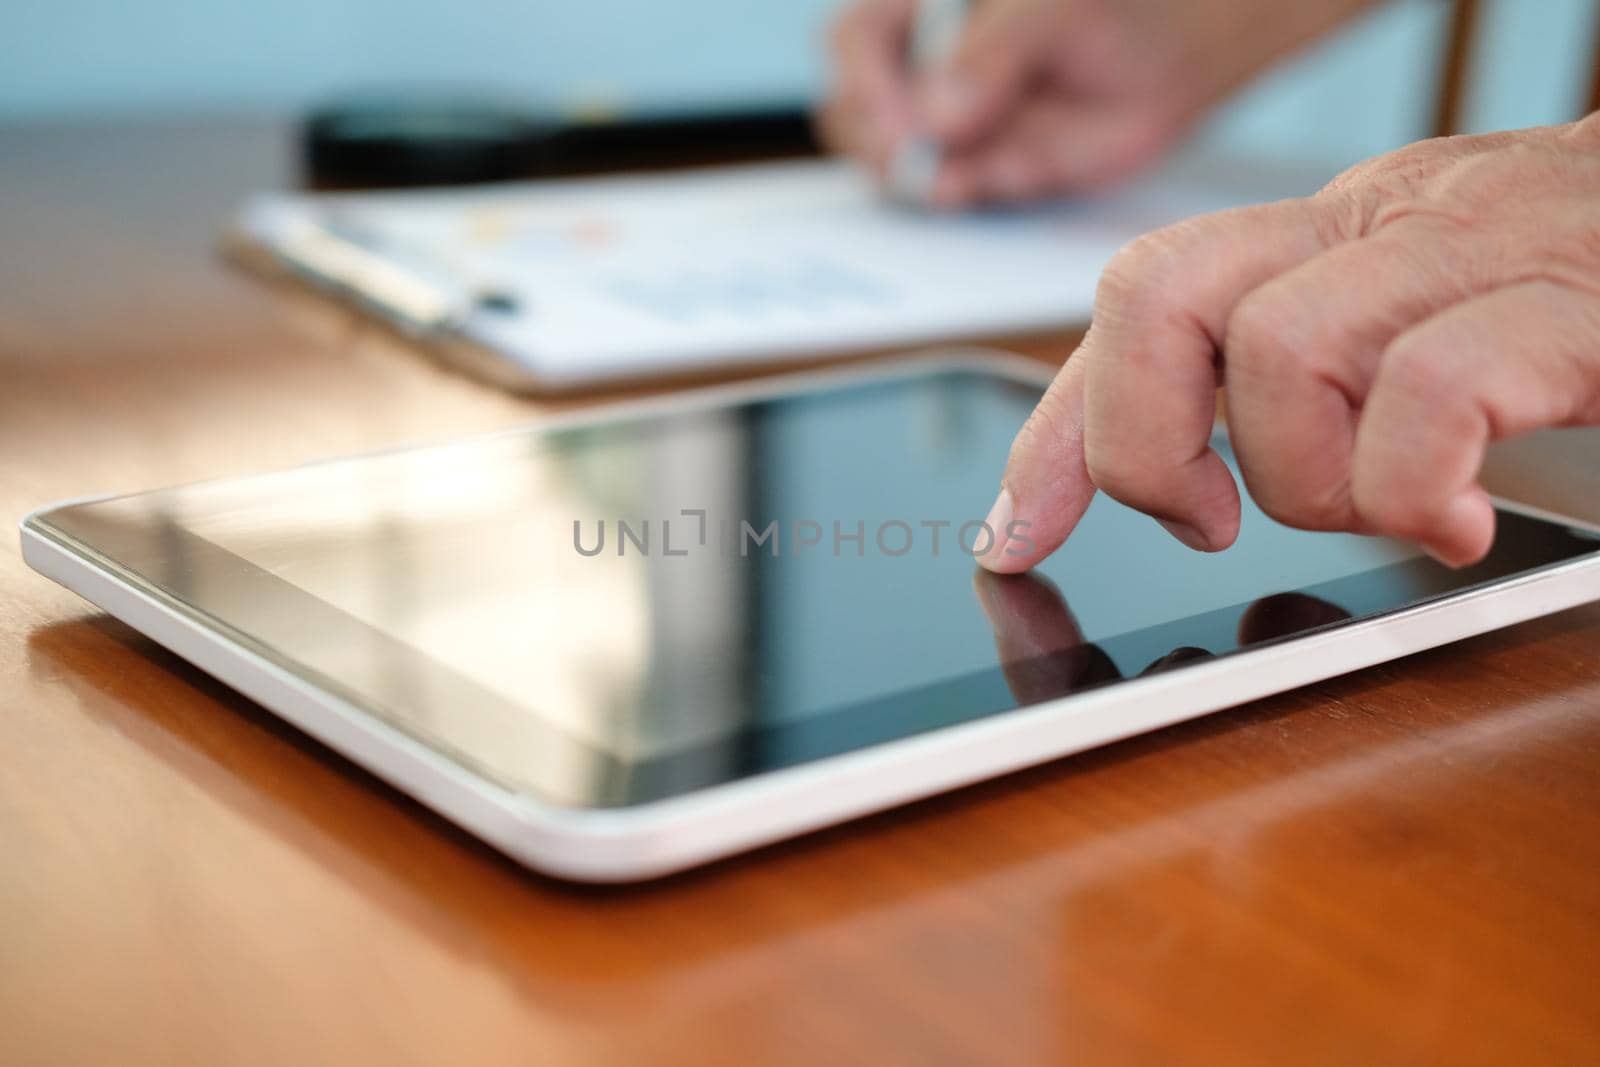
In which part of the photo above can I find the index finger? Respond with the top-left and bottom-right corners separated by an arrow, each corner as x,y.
983,197 -> 1342,572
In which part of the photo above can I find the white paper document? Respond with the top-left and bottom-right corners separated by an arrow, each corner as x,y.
235,155 -> 1322,387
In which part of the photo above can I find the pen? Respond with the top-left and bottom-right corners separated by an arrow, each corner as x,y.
888,0 -> 972,204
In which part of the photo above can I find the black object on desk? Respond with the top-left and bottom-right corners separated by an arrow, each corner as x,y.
302,91 -> 819,189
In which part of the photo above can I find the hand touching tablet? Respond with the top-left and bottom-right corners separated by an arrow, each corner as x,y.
980,116 -> 1600,571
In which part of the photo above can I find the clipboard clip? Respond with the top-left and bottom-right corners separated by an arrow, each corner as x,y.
273,219 -> 470,336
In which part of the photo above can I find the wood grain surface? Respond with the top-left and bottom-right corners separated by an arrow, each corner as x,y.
2,120 -> 1598,1067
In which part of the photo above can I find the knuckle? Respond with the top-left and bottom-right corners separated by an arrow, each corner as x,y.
1315,136 -> 1496,237
1322,137 -> 1448,198
1317,151 -> 1429,234
1319,133 -> 1584,242
1307,186 -> 1373,243
1095,225 -> 1194,320
1380,330 -> 1456,409
1422,150 -> 1538,220
1322,133 -> 1496,197
1103,228 -> 1181,290
1095,238 -> 1157,310
1224,288 -> 1311,379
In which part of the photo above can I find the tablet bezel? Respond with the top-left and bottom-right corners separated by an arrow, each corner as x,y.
23,350 -> 1600,881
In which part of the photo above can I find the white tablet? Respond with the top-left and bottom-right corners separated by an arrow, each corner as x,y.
22,352 -> 1600,881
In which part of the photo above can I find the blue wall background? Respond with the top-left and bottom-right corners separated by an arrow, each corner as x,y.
5,0 -> 1596,169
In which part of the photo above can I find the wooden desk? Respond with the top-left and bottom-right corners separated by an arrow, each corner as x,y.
3,120 -> 1597,1067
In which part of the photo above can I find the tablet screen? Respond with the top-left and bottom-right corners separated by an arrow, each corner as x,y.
37,366 -> 1599,807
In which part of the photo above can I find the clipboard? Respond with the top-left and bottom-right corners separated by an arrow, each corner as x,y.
226,155 -> 1320,392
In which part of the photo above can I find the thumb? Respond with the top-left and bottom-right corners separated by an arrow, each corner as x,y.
921,0 -> 1062,143
978,352 -> 1096,573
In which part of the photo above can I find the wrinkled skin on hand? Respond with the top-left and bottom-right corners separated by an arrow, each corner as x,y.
981,115 -> 1600,572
